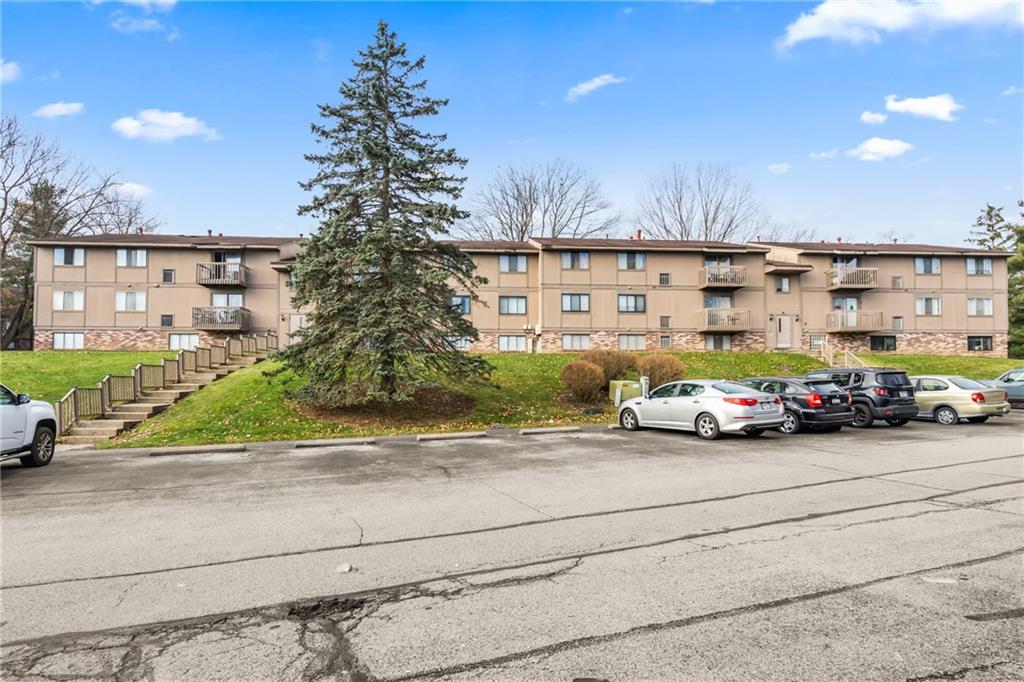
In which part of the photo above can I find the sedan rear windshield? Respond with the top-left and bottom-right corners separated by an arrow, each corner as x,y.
713,382 -> 755,394
805,381 -> 843,393
949,377 -> 987,390
876,372 -> 911,387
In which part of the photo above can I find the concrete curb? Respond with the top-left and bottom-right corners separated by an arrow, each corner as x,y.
518,426 -> 581,435
294,437 -> 377,448
149,443 -> 247,457
416,431 -> 488,442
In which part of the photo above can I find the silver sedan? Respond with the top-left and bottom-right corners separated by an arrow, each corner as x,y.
617,380 -> 785,440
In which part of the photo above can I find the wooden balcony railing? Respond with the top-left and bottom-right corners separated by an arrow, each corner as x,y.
698,308 -> 752,332
698,265 -> 747,288
826,310 -> 884,332
825,267 -> 878,290
196,262 -> 248,286
192,306 -> 251,331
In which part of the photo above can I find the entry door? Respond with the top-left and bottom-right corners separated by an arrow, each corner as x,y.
775,316 -> 794,349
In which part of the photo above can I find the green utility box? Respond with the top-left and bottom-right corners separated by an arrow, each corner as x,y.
609,380 -> 643,405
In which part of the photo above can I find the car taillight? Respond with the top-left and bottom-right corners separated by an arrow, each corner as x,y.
971,392 -> 985,404
873,387 -> 888,397
724,397 -> 758,406
806,392 -> 823,408
774,396 -> 782,404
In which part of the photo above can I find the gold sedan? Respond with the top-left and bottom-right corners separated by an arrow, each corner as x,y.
911,375 -> 1012,425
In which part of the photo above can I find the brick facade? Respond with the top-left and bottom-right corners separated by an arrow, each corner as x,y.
33,328 -> 235,351
824,331 -> 1008,358
475,329 -> 759,353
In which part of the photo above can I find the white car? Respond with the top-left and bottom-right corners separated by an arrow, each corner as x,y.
617,379 -> 784,440
0,384 -> 57,467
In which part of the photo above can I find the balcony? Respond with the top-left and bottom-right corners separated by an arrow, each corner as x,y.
826,310 -> 884,332
825,267 -> 878,290
192,306 -> 251,331
699,308 -> 752,332
197,262 -> 249,287
699,265 -> 747,289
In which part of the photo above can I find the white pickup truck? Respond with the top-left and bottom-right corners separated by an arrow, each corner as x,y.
0,383 -> 57,467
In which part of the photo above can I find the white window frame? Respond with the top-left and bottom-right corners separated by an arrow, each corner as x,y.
498,296 -> 527,315
967,298 -> 993,316
499,254 -> 527,273
915,297 -> 941,316
705,334 -> 732,351
617,252 -> 646,270
116,291 -> 146,312
52,290 -> 84,311
168,333 -> 200,350
775,276 -> 790,293
498,335 -> 527,352
54,247 -> 84,266
561,293 -> 590,312
892,316 -> 904,331
52,331 -> 85,350
116,248 -> 147,267
966,257 -> 992,276
914,257 -> 941,275
659,335 -> 671,349
560,251 -> 589,270
212,292 -> 244,307
561,334 -> 590,351
618,334 -> 646,351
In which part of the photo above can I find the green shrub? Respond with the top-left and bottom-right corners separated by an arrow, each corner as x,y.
637,353 -> 686,390
559,360 -> 607,403
580,349 -> 636,385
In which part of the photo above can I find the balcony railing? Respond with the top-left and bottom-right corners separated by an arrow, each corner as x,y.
825,267 -> 878,290
699,308 -> 751,332
197,262 -> 249,286
699,265 -> 747,288
192,306 -> 251,331
826,310 -> 884,332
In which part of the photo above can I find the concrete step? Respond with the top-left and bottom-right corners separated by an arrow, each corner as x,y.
141,389 -> 188,400
68,426 -> 123,437
75,419 -> 142,430
183,372 -> 222,381
60,435 -> 112,445
134,395 -> 177,404
110,403 -> 166,416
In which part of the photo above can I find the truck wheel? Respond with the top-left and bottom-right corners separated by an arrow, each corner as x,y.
934,406 -> 959,426
20,426 -> 55,468
851,404 -> 874,428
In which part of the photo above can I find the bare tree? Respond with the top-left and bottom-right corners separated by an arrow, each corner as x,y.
637,163 -> 764,242
459,159 -> 620,241
1,115 -> 159,348
877,226 -> 914,244
755,220 -> 819,243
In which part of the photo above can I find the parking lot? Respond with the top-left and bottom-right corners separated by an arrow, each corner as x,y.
2,415 -> 1023,681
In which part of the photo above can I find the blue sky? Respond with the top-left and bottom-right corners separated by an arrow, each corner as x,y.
2,1 -> 1022,245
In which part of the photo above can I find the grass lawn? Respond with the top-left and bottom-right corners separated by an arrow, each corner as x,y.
0,350 -> 177,404
107,351 -> 828,448
859,354 -> 1021,379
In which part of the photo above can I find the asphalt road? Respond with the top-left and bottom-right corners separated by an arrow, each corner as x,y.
2,415 -> 1023,681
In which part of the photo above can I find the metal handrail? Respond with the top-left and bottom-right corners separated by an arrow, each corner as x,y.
196,262 -> 248,286
192,306 -> 251,331
699,265 -> 747,287
825,267 -> 878,288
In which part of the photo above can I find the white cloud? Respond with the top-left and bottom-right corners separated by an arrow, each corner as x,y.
120,0 -> 177,12
312,38 -> 331,62
846,137 -> 913,161
166,26 -> 180,42
565,73 -> 627,102
621,7 -> 635,15
32,101 -> 85,119
884,93 -> 962,121
1003,85 -> 1022,96
110,14 -> 165,33
1,59 -> 22,84
779,0 -> 1024,49
860,110 -> 888,124
768,162 -> 791,175
111,109 -> 221,142
115,181 -> 153,198
984,116 -> 997,125
808,149 -> 838,160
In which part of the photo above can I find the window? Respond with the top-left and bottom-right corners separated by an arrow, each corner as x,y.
775,276 -> 790,293
918,378 -> 949,391
213,250 -> 242,264
116,291 -> 146,312
659,315 -> 671,329
212,292 -> 244,307
160,314 -> 174,327
498,335 -> 527,352
499,296 -> 527,315
891,276 -> 904,289
162,269 -> 176,284
562,334 -> 590,351
650,383 -> 680,399
52,290 -> 84,311
52,332 -> 84,350
967,336 -> 993,352
451,295 -> 471,315
914,257 -> 941,274
967,298 -> 993,316
967,257 -> 992,276
659,273 -> 671,286
832,256 -> 859,269
618,294 -> 646,313
289,314 -> 307,334
869,335 -> 896,351
808,334 -> 826,351
449,336 -> 472,351
618,334 -> 646,351
704,255 -> 732,267
892,316 -> 904,331
116,248 -> 147,267
659,335 -> 671,349
703,294 -> 732,309
499,254 -> 527,273
949,377 -> 988,390
915,297 -> 941,316
561,251 -> 589,270
561,293 -> 590,312
168,333 -> 200,350
54,247 -> 84,266
705,334 -> 731,351
617,252 -> 645,270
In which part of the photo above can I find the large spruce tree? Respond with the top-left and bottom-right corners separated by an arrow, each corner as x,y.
281,21 -> 490,405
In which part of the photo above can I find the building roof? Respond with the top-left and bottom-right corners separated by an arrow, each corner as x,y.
29,233 -> 297,249
443,240 -> 539,252
756,241 -> 1009,257
529,237 -> 768,252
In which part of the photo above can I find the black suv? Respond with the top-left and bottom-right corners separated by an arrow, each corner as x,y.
804,367 -> 917,428
741,377 -> 855,434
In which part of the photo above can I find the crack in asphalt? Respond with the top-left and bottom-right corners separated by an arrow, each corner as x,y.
7,455 -> 1021,591
905,660 -> 1014,681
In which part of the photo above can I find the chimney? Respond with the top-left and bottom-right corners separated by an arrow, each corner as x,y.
635,228 -> 643,241
755,234 -> 761,242
219,232 -> 223,237
836,236 -> 843,243
208,229 -> 213,237
892,238 -> 898,245
137,227 -> 143,235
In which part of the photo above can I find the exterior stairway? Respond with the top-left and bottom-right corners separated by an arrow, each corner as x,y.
57,334 -> 275,446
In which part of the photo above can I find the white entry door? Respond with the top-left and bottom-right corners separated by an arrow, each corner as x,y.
776,316 -> 794,349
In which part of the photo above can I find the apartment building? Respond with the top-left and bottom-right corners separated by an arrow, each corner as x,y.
29,233 -> 1010,357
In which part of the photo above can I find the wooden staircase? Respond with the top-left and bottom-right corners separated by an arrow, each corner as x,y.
56,334 -> 276,446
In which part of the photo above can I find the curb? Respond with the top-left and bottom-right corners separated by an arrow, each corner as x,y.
149,443 -> 247,457
416,431 -> 488,442
518,426 -> 581,436
294,437 -> 377,448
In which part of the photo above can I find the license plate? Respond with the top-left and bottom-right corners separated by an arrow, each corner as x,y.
899,391 -> 909,397
830,397 -> 840,404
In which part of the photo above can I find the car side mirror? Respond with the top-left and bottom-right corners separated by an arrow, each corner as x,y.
17,394 -> 30,405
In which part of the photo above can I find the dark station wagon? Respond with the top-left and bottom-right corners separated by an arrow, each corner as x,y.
741,377 -> 855,434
